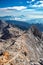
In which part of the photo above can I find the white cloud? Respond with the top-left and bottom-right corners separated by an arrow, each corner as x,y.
0,4 -> 43,21
27,1 -> 30,3
10,6 -> 27,10
15,17 -> 21,20
0,6 -> 27,11
27,0 -> 35,4
15,17 -> 27,21
32,4 -> 43,7
32,0 -> 35,2
39,1 -> 43,4
31,0 -> 43,8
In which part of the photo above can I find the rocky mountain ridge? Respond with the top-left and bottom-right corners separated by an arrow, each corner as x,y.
0,20 -> 43,65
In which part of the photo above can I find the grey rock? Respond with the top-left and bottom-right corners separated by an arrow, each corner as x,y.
0,20 -> 43,65
30,25 -> 42,39
39,58 -> 43,65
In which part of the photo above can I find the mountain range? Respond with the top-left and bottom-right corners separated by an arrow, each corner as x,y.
0,16 -> 43,31
0,16 -> 43,24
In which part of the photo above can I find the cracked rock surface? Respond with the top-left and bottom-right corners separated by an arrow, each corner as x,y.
0,20 -> 43,65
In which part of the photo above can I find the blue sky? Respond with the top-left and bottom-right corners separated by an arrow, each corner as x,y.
0,0 -> 41,7
0,0 -> 43,21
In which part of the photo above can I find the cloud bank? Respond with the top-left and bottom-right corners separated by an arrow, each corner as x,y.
0,0 -> 43,21
0,6 -> 27,11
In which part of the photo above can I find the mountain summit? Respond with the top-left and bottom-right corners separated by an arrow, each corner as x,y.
0,20 -> 43,65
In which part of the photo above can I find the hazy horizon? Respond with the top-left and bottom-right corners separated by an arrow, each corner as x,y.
0,0 -> 43,23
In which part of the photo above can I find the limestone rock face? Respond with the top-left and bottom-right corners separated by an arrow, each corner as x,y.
0,20 -> 43,65
29,25 -> 42,39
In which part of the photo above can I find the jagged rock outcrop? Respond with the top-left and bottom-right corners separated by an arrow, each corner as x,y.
0,20 -> 8,32
0,20 -> 24,40
0,20 -> 43,65
1,29 -> 12,40
29,25 -> 42,39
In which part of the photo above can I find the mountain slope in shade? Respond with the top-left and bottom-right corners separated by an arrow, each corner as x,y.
6,20 -> 43,31
0,16 -> 43,31
0,20 -> 43,65
0,20 -> 8,30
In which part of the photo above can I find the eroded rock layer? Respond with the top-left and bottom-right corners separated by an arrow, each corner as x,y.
0,20 -> 43,65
